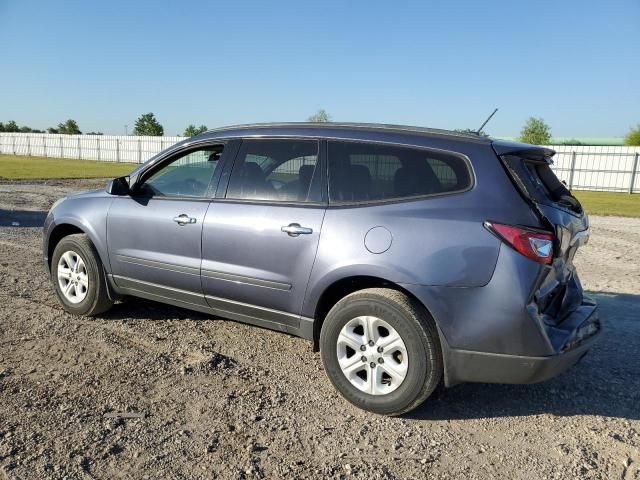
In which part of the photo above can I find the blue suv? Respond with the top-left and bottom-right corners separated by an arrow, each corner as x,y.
43,123 -> 600,415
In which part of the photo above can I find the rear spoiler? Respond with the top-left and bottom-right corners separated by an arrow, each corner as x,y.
491,140 -> 555,163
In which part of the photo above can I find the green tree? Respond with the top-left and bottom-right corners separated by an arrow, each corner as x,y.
3,120 -> 20,132
0,121 -> 44,133
183,124 -> 208,137
133,112 -> 164,136
624,125 -> 640,146
519,117 -> 551,145
307,109 -> 331,122
19,126 -> 34,133
454,128 -> 489,137
47,127 -> 59,134
57,119 -> 82,135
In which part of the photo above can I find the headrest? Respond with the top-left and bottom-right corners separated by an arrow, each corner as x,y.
242,162 -> 264,179
299,164 -> 315,182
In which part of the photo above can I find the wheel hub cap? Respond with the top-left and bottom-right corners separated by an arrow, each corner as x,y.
336,316 -> 408,395
57,250 -> 89,304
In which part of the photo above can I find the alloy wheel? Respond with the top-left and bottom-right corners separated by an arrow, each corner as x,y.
57,250 -> 89,304
336,316 -> 408,395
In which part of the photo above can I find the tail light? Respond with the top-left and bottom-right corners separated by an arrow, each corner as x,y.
484,221 -> 554,265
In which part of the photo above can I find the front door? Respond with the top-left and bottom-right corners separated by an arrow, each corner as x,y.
107,144 -> 226,307
201,139 -> 326,331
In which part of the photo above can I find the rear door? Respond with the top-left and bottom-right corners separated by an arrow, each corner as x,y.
493,142 -> 589,322
107,144 -> 228,307
200,138 -> 326,332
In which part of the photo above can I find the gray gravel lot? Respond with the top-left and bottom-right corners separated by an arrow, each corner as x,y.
0,180 -> 639,479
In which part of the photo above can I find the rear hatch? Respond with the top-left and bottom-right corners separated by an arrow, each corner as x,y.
492,141 -> 591,341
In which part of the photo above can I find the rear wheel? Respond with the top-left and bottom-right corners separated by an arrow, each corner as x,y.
320,288 -> 442,416
51,234 -> 113,316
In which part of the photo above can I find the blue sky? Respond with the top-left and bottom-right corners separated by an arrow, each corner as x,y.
1,0 -> 638,137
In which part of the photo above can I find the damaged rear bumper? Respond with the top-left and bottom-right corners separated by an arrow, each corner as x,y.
443,300 -> 601,386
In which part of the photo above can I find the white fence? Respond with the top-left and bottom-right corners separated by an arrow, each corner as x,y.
548,145 -> 640,193
0,133 -> 185,164
1,133 -> 640,193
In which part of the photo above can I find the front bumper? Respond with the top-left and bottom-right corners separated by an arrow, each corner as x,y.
443,302 -> 601,386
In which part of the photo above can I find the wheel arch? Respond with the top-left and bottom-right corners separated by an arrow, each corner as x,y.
45,220 -> 110,276
310,275 -> 442,354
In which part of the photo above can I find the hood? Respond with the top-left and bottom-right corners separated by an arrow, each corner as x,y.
67,188 -> 109,199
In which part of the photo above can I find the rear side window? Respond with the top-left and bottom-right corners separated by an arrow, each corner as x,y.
226,139 -> 321,202
328,141 -> 471,203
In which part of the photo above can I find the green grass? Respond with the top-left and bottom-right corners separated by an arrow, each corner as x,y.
574,191 -> 640,217
0,154 -> 138,180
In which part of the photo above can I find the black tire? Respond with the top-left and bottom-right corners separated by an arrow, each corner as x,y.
51,233 -> 114,316
320,288 -> 442,416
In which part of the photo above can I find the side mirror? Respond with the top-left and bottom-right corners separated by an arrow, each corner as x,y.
106,176 -> 130,196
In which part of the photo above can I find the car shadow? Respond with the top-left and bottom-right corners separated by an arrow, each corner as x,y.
92,283 -> 640,421
0,209 -> 48,227
101,297 -> 212,322
408,291 -> 640,421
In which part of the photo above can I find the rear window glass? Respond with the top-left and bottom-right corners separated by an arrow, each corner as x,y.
328,141 -> 471,203
501,154 -> 582,214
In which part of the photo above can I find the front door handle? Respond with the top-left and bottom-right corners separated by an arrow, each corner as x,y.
281,223 -> 313,237
173,214 -> 197,225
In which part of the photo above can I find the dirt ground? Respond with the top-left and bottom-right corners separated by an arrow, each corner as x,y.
0,180 -> 639,480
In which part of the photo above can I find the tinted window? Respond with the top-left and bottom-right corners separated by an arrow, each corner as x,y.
226,140 -> 320,202
140,146 -> 223,198
328,141 -> 471,203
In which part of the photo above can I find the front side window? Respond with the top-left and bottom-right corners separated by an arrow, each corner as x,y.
226,139 -> 320,202
138,146 -> 223,198
328,141 -> 471,203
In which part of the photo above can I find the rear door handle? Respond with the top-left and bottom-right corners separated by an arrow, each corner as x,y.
173,214 -> 197,225
281,223 -> 313,237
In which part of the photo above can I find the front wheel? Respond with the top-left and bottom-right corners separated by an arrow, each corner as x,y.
51,234 -> 114,316
320,288 -> 442,416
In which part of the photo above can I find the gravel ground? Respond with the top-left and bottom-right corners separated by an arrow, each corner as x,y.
0,180 -> 639,480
